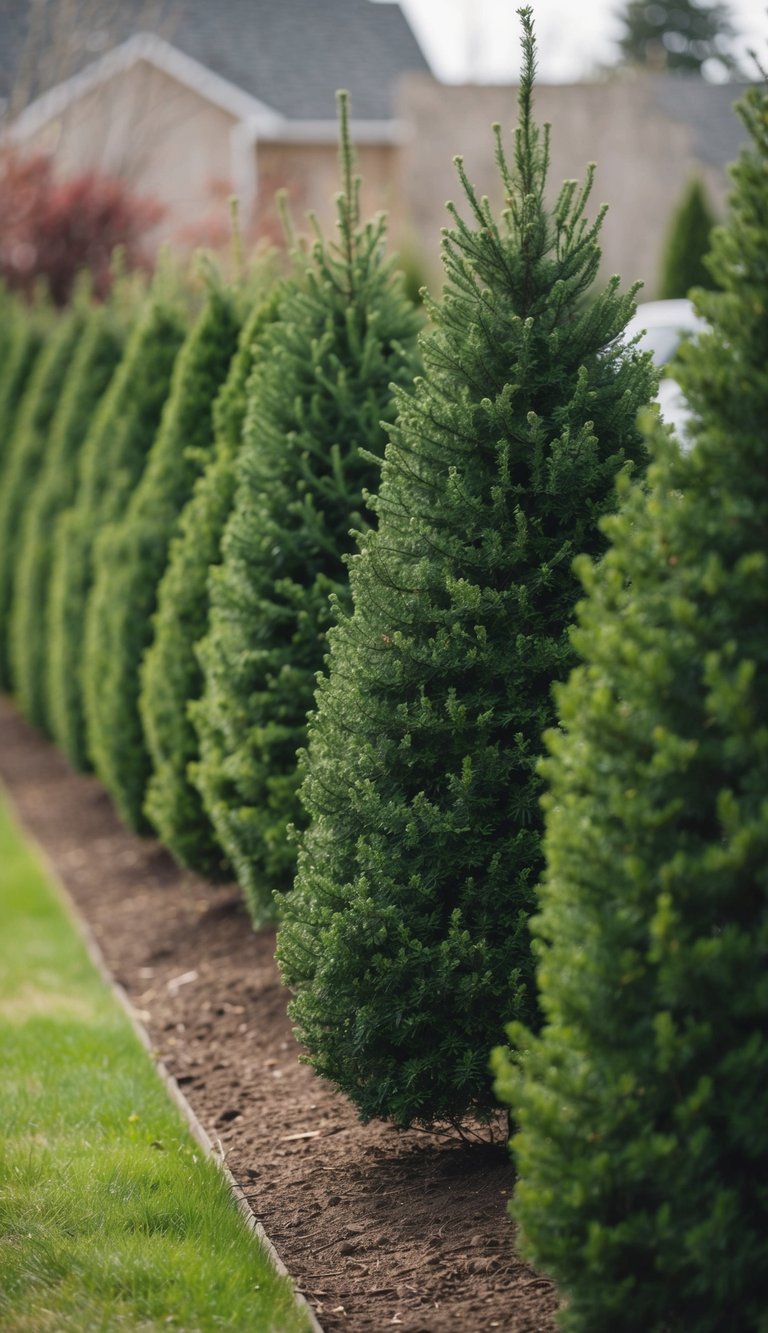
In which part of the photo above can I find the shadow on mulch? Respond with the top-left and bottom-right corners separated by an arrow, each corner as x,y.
0,697 -> 558,1332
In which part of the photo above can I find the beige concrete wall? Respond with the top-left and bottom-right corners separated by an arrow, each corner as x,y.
22,60 -> 238,245
397,74 -> 730,299
254,140 -> 405,248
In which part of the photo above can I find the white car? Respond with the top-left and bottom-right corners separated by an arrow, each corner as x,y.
624,298 -> 708,445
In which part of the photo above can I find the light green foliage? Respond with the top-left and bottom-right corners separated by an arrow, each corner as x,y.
499,77 -> 768,1331
659,176 -> 718,299
46,296 -> 185,770
192,96 -> 423,924
84,282 -> 241,831
277,11 -> 655,1129
0,307 -> 84,689
0,299 -> 46,476
140,289 -> 280,878
0,795 -> 311,1333
10,302 -> 126,731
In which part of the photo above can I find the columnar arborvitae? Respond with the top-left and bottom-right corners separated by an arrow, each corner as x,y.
0,299 -> 46,476
0,305 -> 84,689
659,176 -> 718,299
46,294 -> 185,770
496,76 -> 768,1332
10,300 -> 127,731
140,288 -> 280,877
83,280 -> 241,831
191,96 -> 422,924
276,11 -> 656,1129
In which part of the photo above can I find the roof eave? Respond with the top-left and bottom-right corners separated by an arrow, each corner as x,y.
4,31 -> 286,142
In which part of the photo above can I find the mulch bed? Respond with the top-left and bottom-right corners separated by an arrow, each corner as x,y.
0,696 -> 557,1332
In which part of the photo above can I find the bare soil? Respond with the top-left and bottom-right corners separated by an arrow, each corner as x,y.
0,697 -> 558,1332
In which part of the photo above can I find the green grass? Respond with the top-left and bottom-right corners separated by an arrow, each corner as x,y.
0,791 -> 311,1333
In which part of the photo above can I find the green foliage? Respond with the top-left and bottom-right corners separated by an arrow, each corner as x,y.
0,300 -> 46,476
140,288 -> 280,877
498,78 -> 768,1331
191,96 -> 423,924
616,0 -> 738,76
0,307 -> 84,690
659,176 -> 718,299
84,282 -> 241,831
10,302 -> 126,731
46,296 -> 185,770
276,11 -> 656,1129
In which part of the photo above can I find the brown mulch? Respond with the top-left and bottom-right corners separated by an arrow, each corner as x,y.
0,696 -> 558,1333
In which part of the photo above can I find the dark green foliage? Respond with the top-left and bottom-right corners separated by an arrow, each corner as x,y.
191,97 -> 423,925
497,78 -> 768,1332
10,303 -> 126,731
659,176 -> 718,299
140,289 -> 280,877
276,12 -> 656,1129
46,296 -> 185,770
83,283 -> 241,831
0,307 -> 83,690
617,0 -> 738,76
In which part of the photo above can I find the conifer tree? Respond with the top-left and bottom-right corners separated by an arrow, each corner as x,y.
0,299 -> 46,475
191,96 -> 422,923
10,299 -> 127,731
496,75 -> 768,1331
659,176 -> 718,299
277,10 -> 656,1129
616,0 -> 738,77
0,304 -> 84,689
140,287 -> 280,877
83,280 -> 241,831
46,294 -> 185,769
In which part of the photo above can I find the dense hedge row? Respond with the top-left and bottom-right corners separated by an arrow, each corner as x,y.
0,18 -> 765,1325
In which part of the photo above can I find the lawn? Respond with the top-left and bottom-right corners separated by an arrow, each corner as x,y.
0,789 -> 311,1333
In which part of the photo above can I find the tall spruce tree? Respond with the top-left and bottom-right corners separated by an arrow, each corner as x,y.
276,10 -> 656,1129
10,298 -> 127,731
191,95 -> 422,923
140,287 -> 280,877
46,293 -> 185,770
0,304 -> 84,690
494,74 -> 768,1333
659,176 -> 719,299
83,279 -> 241,832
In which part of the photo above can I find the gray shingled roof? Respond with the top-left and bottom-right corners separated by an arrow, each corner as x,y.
0,0 -> 430,122
651,75 -> 750,170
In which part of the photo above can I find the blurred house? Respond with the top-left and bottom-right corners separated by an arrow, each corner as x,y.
0,1 -> 751,294
0,0 -> 430,248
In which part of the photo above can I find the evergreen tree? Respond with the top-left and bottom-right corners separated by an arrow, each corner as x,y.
276,10 -> 656,1129
659,176 -> 718,299
140,287 -> 280,877
83,280 -> 241,832
0,305 -> 84,689
617,0 -> 738,77
496,75 -> 768,1331
191,96 -> 422,924
46,294 -> 185,770
0,299 -> 46,475
10,299 -> 127,731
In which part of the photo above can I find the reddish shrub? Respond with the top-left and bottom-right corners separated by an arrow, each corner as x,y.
0,148 -> 163,304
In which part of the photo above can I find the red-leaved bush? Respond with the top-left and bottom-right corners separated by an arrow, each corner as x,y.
0,148 -> 163,304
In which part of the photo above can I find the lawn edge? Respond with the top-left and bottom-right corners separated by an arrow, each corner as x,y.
0,775 -> 325,1333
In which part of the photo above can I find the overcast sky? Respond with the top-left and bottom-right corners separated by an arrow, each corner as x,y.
391,0 -> 768,82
